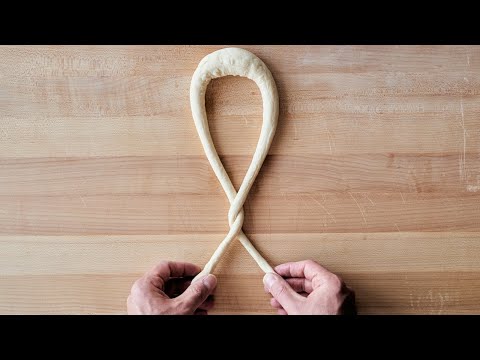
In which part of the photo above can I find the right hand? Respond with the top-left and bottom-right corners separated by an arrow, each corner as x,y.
263,260 -> 356,315
127,261 -> 217,315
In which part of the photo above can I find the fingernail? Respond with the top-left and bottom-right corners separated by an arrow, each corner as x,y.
202,274 -> 217,290
263,273 -> 277,290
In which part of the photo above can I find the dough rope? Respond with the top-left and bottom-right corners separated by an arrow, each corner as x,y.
190,48 -> 279,281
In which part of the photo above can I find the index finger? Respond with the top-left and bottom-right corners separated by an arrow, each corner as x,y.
146,261 -> 202,288
274,260 -> 331,280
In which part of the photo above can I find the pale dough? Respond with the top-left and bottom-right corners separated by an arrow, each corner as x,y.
190,48 -> 279,281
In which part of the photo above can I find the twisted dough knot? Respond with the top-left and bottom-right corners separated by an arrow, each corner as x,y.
190,48 -> 279,281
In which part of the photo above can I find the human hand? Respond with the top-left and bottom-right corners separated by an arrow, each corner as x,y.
127,261 -> 217,315
263,260 -> 356,315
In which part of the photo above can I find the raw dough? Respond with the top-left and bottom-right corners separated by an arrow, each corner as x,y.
190,48 -> 279,281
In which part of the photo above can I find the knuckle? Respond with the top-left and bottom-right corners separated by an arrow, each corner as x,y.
153,260 -> 169,272
326,274 -> 343,292
151,260 -> 168,270
154,260 -> 170,270
311,274 -> 322,289
130,278 -> 145,297
304,259 -> 317,267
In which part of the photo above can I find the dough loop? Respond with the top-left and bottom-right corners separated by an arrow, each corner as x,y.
190,48 -> 279,281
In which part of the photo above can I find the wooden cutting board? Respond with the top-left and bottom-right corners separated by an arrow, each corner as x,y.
0,45 -> 479,314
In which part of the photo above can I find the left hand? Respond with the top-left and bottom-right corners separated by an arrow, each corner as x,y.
127,261 -> 217,315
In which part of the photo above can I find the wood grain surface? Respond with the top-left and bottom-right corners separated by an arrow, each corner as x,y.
1,45 -> 479,314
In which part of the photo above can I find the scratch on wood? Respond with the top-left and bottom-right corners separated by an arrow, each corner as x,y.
394,223 -> 400,232
438,293 -> 445,315
460,100 -> 467,175
466,184 -> 480,192
459,100 -> 467,181
400,192 -> 406,204
301,196 -> 327,229
307,194 -> 337,223
364,193 -> 375,206
293,122 -> 299,141
0,128 -> 8,139
459,153 -> 463,182
325,128 -> 336,154
349,192 -> 367,226
79,195 -> 87,208
267,195 -> 272,235
297,195 -> 312,230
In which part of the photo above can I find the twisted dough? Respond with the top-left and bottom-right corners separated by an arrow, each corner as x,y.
190,48 -> 279,281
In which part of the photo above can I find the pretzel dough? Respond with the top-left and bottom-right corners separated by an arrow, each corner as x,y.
190,48 -> 279,281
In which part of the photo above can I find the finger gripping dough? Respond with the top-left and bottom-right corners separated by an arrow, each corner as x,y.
190,48 -> 279,281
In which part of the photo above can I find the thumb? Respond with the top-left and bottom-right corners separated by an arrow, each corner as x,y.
176,274 -> 217,313
264,272 -> 303,314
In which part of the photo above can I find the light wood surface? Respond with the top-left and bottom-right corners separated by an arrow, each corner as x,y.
1,45 -> 479,314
